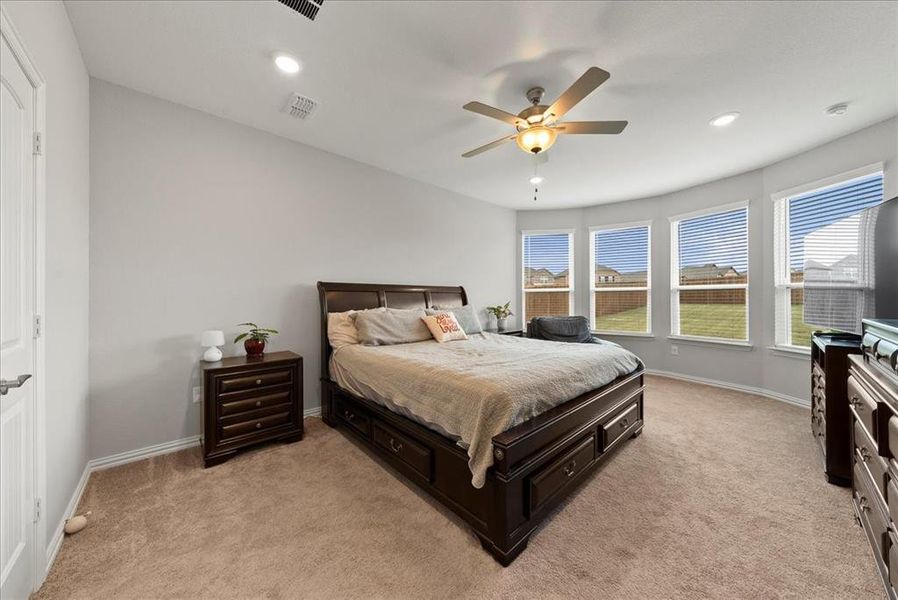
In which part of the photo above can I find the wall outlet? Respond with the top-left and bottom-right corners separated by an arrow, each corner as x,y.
192,386 -> 202,404
670,345 -> 679,356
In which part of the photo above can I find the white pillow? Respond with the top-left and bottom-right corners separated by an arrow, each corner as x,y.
421,312 -> 468,343
327,307 -> 385,349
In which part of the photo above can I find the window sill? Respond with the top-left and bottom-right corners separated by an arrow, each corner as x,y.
667,335 -> 754,351
593,331 -> 655,339
768,345 -> 811,358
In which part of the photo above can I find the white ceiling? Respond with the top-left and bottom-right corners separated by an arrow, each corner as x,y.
65,1 -> 898,209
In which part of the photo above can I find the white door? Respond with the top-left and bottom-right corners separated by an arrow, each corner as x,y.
0,26 -> 36,600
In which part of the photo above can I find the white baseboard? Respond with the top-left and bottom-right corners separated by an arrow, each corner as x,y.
90,435 -> 202,471
44,462 -> 90,579
646,369 -> 810,408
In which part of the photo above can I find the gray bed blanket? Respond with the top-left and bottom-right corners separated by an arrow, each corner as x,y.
527,315 -> 598,343
330,333 -> 641,488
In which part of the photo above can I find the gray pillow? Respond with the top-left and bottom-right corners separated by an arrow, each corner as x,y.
354,308 -> 432,346
428,305 -> 483,334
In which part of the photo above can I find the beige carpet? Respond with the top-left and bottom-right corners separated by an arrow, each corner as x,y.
37,376 -> 883,599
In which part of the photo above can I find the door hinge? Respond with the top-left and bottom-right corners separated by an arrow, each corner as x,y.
33,314 -> 41,339
33,132 -> 43,156
33,498 -> 41,523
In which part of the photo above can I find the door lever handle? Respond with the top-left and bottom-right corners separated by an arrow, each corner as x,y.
0,374 -> 32,395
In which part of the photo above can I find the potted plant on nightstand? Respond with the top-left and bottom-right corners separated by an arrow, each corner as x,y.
234,323 -> 278,358
486,302 -> 513,332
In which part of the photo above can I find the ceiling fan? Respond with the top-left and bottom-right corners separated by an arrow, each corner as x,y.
461,66 -> 627,158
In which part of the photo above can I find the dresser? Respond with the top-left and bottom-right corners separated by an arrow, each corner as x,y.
201,351 -> 303,467
849,319 -> 898,599
810,332 -> 862,486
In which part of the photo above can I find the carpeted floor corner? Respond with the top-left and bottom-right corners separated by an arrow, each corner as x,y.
36,376 -> 884,599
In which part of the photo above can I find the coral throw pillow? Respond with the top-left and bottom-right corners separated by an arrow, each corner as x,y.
421,312 -> 468,343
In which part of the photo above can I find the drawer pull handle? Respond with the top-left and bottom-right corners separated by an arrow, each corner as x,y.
853,513 -> 862,527
255,379 -> 262,385
255,422 -> 262,429
860,447 -> 871,462
389,438 -> 403,453
859,496 -> 870,513
849,396 -> 861,408
619,418 -> 629,429
563,460 -> 577,478
343,410 -> 354,421
255,400 -> 262,407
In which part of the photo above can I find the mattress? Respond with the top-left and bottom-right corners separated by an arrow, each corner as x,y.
329,332 -> 641,488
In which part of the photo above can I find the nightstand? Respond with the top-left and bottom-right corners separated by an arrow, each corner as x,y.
485,329 -> 524,337
201,351 -> 303,467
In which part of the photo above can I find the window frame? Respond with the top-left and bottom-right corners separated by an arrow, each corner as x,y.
521,228 -> 575,324
669,201 -> 751,346
588,221 -> 652,337
771,163 -> 884,353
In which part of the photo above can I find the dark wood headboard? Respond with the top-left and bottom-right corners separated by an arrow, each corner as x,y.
316,282 -> 468,380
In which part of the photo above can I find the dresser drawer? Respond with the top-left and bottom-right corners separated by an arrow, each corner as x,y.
335,397 -> 371,438
221,411 -> 291,440
855,462 -> 889,558
856,420 -> 888,501
218,368 -> 293,393
373,421 -> 432,481
889,531 -> 898,592
848,375 -> 877,441
529,433 -> 596,513
601,402 -> 639,451
219,388 -> 292,416
886,414 -> 898,461
888,478 -> 898,526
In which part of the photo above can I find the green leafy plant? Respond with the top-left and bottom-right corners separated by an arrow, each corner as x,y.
485,302 -> 513,319
233,322 -> 279,344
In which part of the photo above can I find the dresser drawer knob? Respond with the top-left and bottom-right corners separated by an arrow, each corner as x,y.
389,438 -> 403,453
255,379 -> 262,385
563,460 -> 577,478
343,410 -> 354,421
619,418 -> 629,429
860,447 -> 871,462
849,396 -> 861,408
255,422 -> 262,429
255,400 -> 262,407
859,496 -> 870,513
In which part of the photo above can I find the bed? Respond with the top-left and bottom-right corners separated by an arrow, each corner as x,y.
318,282 -> 645,566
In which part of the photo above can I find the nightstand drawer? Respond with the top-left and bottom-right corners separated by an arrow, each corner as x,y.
219,388 -> 292,416
221,411 -> 291,440
218,368 -> 293,393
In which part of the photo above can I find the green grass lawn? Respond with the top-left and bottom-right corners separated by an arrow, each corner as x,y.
596,303 -> 815,347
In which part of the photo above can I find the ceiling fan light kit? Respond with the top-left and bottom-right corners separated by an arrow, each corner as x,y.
462,66 -> 627,158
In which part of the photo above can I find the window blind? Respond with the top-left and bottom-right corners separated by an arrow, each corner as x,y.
672,207 -> 748,341
522,232 -> 573,321
791,173 -> 883,335
592,226 -> 650,333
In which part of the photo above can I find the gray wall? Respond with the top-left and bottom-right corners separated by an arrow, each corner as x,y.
518,117 -> 898,403
88,80 -> 517,459
3,0 -> 91,555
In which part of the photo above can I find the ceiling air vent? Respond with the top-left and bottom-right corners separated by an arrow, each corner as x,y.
277,0 -> 325,21
283,93 -> 318,120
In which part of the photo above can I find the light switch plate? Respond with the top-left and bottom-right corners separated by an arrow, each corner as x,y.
670,345 -> 679,355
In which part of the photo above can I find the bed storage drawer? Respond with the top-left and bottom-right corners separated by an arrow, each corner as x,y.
218,368 -> 293,393
529,433 -> 596,513
373,422 -> 432,481
601,401 -> 639,451
848,375 -> 878,442
335,396 -> 371,438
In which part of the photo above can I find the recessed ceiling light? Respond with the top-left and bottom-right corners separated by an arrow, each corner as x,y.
273,53 -> 301,75
529,175 -> 544,185
709,112 -> 740,127
825,103 -> 848,116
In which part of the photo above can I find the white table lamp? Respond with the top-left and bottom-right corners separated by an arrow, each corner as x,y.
201,330 -> 225,362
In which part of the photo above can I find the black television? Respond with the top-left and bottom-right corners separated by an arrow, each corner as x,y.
803,195 -> 898,334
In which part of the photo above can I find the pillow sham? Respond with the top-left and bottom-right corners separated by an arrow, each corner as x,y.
421,312 -> 468,343
354,307 -> 432,346
427,305 -> 483,334
327,307 -> 385,349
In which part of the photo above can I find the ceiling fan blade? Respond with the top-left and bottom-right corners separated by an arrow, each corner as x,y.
544,67 -> 611,122
557,121 -> 628,134
461,135 -> 516,158
463,101 -> 526,128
